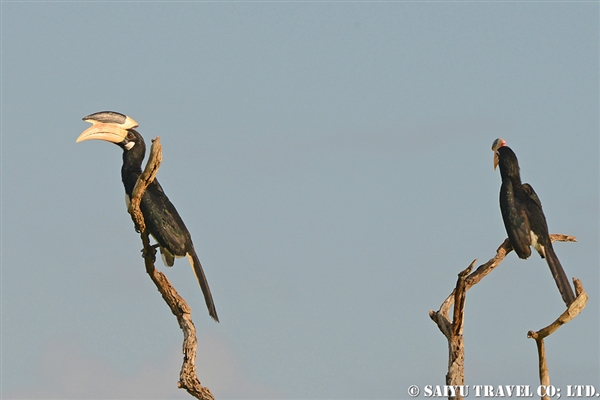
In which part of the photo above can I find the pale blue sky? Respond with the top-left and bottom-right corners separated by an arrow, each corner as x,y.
2,2 -> 598,399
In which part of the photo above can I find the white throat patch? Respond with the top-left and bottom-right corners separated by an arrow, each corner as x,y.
124,142 -> 135,150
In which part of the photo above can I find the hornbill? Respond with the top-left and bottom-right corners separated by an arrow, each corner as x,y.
77,111 -> 219,322
492,138 -> 575,307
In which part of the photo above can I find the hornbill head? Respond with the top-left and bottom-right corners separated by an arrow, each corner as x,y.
76,111 -> 140,150
492,137 -> 521,181
491,137 -> 507,170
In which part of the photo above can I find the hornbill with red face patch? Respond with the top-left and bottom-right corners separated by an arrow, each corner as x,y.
492,138 -> 575,307
77,111 -> 219,322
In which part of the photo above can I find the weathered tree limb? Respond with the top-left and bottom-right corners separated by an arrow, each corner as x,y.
429,235 -> 578,400
429,260 -> 475,400
435,235 -> 577,317
128,136 -> 163,233
128,137 -> 214,400
527,279 -> 587,400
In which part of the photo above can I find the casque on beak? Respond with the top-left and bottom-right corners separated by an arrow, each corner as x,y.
76,114 -> 138,144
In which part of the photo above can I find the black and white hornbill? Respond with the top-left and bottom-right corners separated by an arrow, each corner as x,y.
77,111 -> 219,322
492,138 -> 575,307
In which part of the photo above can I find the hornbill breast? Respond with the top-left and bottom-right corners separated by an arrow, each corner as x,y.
77,111 -> 219,321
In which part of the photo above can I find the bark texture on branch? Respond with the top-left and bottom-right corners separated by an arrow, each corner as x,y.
527,279 -> 587,400
429,261 -> 475,400
429,235 -> 581,400
434,235 -> 577,321
128,137 -> 214,400
127,136 -> 162,233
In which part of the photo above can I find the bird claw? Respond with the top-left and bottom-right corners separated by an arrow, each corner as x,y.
141,244 -> 159,258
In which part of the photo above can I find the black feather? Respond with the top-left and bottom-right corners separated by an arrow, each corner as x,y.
120,129 -> 219,321
496,145 -> 575,307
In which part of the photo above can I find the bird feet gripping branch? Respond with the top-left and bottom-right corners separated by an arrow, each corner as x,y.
138,242 -> 157,262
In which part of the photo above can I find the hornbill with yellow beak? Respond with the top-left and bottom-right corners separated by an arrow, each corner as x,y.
492,138 -> 575,307
77,111 -> 219,322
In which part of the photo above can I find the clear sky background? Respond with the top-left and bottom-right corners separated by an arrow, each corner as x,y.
2,2 -> 598,399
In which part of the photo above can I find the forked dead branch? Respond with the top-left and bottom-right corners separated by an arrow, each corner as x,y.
429,235 -> 586,400
527,278 -> 587,400
128,137 -> 214,400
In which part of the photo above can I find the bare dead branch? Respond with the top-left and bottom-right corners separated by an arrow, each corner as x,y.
429,235 -> 579,400
437,235 -> 577,315
452,262 -> 474,338
428,261 -> 475,400
129,137 -> 214,400
127,137 -> 163,233
527,279 -> 588,398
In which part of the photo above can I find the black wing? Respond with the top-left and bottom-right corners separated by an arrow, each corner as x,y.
522,182 -> 551,252
141,180 -> 190,257
500,179 -> 532,259
522,183 -> 543,210
522,183 -> 576,306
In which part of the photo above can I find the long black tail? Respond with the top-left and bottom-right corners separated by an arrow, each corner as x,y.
187,250 -> 219,322
545,245 -> 576,307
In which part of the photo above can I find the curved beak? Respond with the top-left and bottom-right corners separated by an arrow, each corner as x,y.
76,123 -> 129,144
491,138 -> 506,170
76,115 -> 138,144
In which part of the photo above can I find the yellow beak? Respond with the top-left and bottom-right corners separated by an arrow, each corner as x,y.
491,138 -> 505,170
76,123 -> 129,144
76,115 -> 138,144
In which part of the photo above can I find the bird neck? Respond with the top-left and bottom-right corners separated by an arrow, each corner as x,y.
500,165 -> 522,184
121,145 -> 146,196
498,147 -> 522,184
